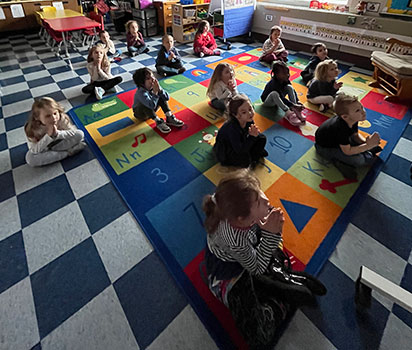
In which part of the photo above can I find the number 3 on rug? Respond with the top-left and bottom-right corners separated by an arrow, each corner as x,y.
151,168 -> 168,183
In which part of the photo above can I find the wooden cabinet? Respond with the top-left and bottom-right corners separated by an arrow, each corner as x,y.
0,0 -> 78,32
153,1 -> 178,35
172,3 -> 209,43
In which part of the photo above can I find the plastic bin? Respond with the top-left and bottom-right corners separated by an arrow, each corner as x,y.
141,26 -> 157,37
111,10 -> 133,32
181,0 -> 194,4
132,7 -> 156,19
136,17 -> 157,29
183,9 -> 196,17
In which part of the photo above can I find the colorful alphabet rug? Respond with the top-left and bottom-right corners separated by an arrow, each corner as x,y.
69,49 -> 412,349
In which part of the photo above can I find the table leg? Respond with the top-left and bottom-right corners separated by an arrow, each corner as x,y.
62,31 -> 69,58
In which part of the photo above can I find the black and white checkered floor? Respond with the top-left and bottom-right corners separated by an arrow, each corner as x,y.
1,24 -> 412,350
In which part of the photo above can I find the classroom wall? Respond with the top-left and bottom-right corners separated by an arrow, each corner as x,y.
252,3 -> 412,57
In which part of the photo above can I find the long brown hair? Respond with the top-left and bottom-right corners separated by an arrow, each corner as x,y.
226,93 -> 251,122
24,97 -> 72,142
87,43 -> 110,71
202,169 -> 261,234
206,62 -> 235,98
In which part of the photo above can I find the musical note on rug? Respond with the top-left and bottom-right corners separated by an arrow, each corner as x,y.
319,178 -> 357,194
132,133 -> 147,147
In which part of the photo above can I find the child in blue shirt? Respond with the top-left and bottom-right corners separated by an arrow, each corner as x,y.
156,35 -> 186,77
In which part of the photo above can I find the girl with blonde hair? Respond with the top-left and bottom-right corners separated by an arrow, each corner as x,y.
307,59 -> 342,112
206,62 -> 238,112
81,44 -> 123,100
24,97 -> 85,167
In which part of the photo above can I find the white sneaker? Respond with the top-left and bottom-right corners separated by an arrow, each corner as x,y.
199,52 -> 205,58
95,87 -> 105,100
156,119 -> 171,133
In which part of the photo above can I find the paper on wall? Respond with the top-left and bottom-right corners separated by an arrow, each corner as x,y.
10,4 -> 25,18
52,2 -> 65,10
0,7 -> 6,20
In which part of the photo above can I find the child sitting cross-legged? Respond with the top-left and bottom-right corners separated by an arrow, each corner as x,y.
193,20 -> 220,58
259,25 -> 288,64
132,67 -> 184,134
25,97 -> 85,167
126,20 -> 149,57
307,59 -> 342,112
203,169 -> 327,349
155,35 -> 186,77
261,61 -> 305,126
213,94 -> 268,168
207,62 -> 238,112
315,93 -> 382,180
300,42 -> 329,85
97,30 -> 122,59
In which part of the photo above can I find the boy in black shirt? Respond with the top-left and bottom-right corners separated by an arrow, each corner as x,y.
155,35 -> 186,77
315,93 -> 382,179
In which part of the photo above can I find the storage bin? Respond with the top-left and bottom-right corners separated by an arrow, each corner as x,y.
183,9 -> 196,17
132,7 -> 156,19
193,0 -> 203,4
213,11 -> 223,23
141,26 -> 158,37
213,26 -> 223,37
180,0 -> 193,4
136,17 -> 157,28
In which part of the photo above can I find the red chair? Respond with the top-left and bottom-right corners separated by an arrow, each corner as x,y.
82,11 -> 104,47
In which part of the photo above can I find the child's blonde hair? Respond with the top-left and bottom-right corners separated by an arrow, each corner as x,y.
24,97 -> 72,142
87,44 -> 110,70
207,62 -> 235,98
270,25 -> 282,36
333,93 -> 359,117
202,169 -> 261,234
125,20 -> 138,33
314,59 -> 337,81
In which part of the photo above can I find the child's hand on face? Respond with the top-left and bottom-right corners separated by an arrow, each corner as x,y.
228,79 -> 236,91
152,79 -> 159,95
169,51 -> 176,60
260,207 -> 285,234
334,81 -> 343,89
248,124 -> 260,137
46,123 -> 58,137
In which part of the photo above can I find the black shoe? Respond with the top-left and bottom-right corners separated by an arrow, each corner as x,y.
291,271 -> 327,296
369,146 -> 383,155
178,67 -> 186,74
144,48 -> 150,53
333,160 -> 358,180
261,149 -> 269,157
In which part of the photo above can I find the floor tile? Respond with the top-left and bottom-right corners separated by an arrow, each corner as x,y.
379,313 -> 412,350
57,77 -> 85,90
41,286 -> 139,350
392,263 -> 412,329
43,60 -> 68,70
1,89 -> 32,105
27,76 -> 55,89
350,196 -> 412,260
1,81 -> 30,95
0,231 -> 28,294
60,146 -> 95,172
393,137 -> 412,163
20,60 -> 43,69
0,196 -> 21,241
9,143 -> 29,169
329,223 -> 407,310
4,125 -> 26,148
0,74 -> 25,87
77,182 -> 128,234
147,305 -> 216,350
93,212 -> 153,283
302,261 -> 390,350
17,174 -> 75,228
23,202 -> 90,274
4,110 -> 30,131
0,133 -> 7,151
382,153 -> 412,186
31,83 -> 61,98
368,172 -> 412,221
31,238 -> 110,338
13,161 -> 64,195
24,70 -> 50,81
22,65 -> 46,74
114,252 -> 188,349
65,159 -> 110,199
0,278 -> 40,350
0,149 -> 11,174
0,170 -> 15,202
276,309 -> 337,350
51,70 -> 80,82
2,98 -> 33,118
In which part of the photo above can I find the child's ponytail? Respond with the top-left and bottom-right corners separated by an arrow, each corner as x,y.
202,195 -> 221,234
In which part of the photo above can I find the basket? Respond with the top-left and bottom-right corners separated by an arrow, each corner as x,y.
183,9 -> 196,17
181,0 -> 194,4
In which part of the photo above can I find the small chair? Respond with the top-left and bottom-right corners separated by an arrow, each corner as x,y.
82,11 -> 104,47
369,38 -> 412,105
41,6 -> 57,14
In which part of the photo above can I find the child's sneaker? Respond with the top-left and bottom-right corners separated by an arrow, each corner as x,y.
94,87 -> 105,100
199,52 -> 205,58
318,104 -> 326,112
284,110 -> 303,126
144,48 -> 150,53
178,67 -> 186,74
156,119 -> 171,133
166,114 -> 184,127
214,50 -> 221,55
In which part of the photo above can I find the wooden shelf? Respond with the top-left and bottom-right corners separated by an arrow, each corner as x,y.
172,3 -> 209,43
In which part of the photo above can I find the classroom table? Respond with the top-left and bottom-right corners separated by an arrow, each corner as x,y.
44,16 -> 101,57
36,9 -> 84,20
